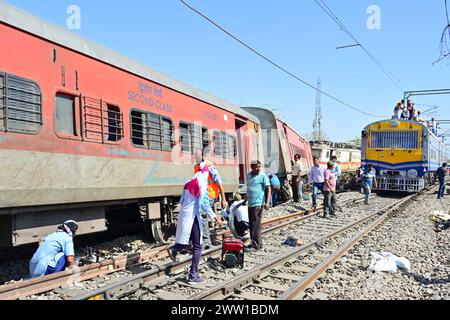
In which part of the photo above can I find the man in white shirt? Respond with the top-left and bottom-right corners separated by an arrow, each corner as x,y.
221,194 -> 249,238
291,154 -> 304,203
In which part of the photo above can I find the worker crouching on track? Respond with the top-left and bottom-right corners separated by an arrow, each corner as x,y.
169,163 -> 223,285
29,220 -> 79,278
221,193 -> 250,239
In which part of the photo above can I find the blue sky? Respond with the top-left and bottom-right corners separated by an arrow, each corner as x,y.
5,0 -> 450,142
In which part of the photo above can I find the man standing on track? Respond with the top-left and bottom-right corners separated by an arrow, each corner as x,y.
323,161 -> 337,218
194,149 -> 227,248
437,163 -> 448,200
246,160 -> 271,252
169,164 -> 223,285
362,164 -> 377,205
308,157 -> 326,210
291,154 -> 304,203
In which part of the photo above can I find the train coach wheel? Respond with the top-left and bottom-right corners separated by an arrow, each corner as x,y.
150,219 -> 171,244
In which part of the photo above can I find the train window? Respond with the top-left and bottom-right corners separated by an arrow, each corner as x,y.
56,93 -> 77,136
0,73 -> 42,134
227,134 -> 237,159
179,122 -> 191,153
213,131 -> 222,157
202,128 -> 210,154
107,105 -> 123,142
131,110 -> 145,146
147,112 -> 174,151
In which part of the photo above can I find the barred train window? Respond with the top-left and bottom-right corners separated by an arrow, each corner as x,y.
131,109 -> 174,150
0,72 -> 42,134
213,130 -> 237,159
179,122 -> 210,155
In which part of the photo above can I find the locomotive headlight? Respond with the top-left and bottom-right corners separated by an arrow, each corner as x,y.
407,169 -> 418,179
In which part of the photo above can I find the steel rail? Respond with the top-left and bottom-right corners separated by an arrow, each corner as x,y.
0,194 -> 370,300
188,196 -> 412,300
278,193 -> 415,300
72,195 -> 370,300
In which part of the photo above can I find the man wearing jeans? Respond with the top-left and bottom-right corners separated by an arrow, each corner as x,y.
437,163 -> 448,199
246,160 -> 271,252
308,157 -> 326,210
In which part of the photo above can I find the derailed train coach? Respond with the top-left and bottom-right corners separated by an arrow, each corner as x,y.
0,2 -> 264,246
361,118 -> 448,192
243,107 -> 313,183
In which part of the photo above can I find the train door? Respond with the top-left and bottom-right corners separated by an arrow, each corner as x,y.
235,118 -> 248,185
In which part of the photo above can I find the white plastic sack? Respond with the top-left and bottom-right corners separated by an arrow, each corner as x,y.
367,252 -> 410,273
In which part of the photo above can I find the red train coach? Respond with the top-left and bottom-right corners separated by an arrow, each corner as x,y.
0,2 -> 264,246
243,107 -> 313,182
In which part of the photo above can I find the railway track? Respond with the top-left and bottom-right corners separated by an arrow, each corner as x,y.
0,194 -> 372,300
112,194 -> 410,301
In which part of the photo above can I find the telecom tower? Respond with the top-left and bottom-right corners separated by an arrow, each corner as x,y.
313,78 -> 323,141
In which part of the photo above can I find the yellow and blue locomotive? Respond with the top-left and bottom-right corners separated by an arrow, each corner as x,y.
361,119 -> 448,192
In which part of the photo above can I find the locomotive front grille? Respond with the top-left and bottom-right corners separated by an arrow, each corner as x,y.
376,177 -> 424,192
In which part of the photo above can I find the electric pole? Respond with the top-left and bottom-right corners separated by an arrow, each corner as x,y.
313,78 -> 323,141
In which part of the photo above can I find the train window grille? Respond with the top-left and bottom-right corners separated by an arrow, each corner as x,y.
179,122 -> 191,153
213,130 -> 236,159
130,110 -> 174,150
369,130 -> 419,150
147,112 -> 173,151
0,72 -> 42,134
81,97 -> 124,143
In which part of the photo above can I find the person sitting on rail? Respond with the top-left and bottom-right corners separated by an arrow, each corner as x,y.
221,193 -> 250,239
268,173 -> 281,207
194,149 -> 227,249
308,157 -> 326,210
29,220 -> 79,278
169,163 -> 223,285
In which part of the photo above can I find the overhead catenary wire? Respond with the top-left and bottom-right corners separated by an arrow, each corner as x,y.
179,0 -> 386,118
313,0 -> 408,92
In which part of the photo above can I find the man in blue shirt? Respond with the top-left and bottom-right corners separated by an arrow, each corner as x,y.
29,220 -> 78,278
246,160 -> 271,252
267,173 -> 281,207
362,165 -> 378,205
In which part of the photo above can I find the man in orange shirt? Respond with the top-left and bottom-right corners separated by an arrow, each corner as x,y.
194,150 -> 227,248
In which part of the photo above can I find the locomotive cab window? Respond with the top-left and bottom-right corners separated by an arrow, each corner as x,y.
56,93 -> 77,136
0,72 -> 42,134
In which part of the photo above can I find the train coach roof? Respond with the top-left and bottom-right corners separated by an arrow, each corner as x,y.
0,1 -> 260,124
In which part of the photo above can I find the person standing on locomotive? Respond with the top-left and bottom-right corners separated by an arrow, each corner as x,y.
362,164 -> 377,205
169,163 -> 223,285
246,160 -> 271,252
194,150 -> 227,248
291,154 -> 304,203
308,157 -> 326,210
437,163 -> 448,200
29,220 -> 79,278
